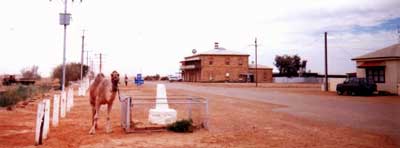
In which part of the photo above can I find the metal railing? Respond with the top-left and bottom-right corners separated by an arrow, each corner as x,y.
120,95 -> 209,133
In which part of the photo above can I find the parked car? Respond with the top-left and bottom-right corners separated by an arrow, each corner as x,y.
168,75 -> 182,82
336,78 -> 377,96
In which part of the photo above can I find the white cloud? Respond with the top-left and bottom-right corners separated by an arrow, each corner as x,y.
0,0 -> 399,77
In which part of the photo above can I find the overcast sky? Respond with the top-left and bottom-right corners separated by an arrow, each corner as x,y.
0,0 -> 399,77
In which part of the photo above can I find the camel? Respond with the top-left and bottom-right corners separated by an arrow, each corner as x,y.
88,71 -> 120,134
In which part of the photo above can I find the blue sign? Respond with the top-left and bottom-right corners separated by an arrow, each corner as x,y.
134,73 -> 144,86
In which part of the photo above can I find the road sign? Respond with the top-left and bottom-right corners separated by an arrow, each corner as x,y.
135,73 -> 144,86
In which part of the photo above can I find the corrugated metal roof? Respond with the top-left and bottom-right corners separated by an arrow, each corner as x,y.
248,64 -> 272,69
352,43 -> 400,60
196,47 -> 249,56
184,56 -> 201,61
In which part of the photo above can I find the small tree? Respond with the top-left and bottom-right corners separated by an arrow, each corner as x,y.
51,63 -> 89,87
274,54 -> 307,77
20,65 -> 41,80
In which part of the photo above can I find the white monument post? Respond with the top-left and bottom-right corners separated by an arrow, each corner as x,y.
148,84 -> 177,125
70,88 -> 74,107
60,91 -> 66,118
52,94 -> 60,127
66,88 -> 72,112
35,101 -> 45,145
43,99 -> 50,139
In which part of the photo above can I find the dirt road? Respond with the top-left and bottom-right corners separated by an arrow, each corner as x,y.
164,82 -> 400,143
0,83 -> 397,147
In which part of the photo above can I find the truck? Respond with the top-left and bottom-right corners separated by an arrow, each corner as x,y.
2,75 -> 35,86
336,78 -> 377,96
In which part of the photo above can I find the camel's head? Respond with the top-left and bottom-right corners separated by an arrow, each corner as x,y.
111,71 -> 120,92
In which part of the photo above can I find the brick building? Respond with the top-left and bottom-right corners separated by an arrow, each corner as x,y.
180,42 -> 272,83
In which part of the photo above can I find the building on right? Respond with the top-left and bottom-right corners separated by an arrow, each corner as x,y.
352,43 -> 400,95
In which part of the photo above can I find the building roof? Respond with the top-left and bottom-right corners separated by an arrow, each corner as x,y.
248,64 -> 272,69
352,43 -> 400,61
197,47 -> 249,56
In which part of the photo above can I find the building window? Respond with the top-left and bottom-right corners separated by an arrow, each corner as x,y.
225,57 -> 230,65
366,68 -> 385,83
209,57 -> 213,65
238,58 -> 243,66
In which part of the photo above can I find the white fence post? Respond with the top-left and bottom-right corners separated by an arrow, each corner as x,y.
66,87 -> 74,111
60,91 -> 66,118
52,95 -> 60,127
71,88 -> 74,107
78,86 -> 83,96
43,99 -> 50,139
35,102 -> 45,145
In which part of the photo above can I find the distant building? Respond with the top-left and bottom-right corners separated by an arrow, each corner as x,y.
352,43 -> 400,94
180,42 -> 272,83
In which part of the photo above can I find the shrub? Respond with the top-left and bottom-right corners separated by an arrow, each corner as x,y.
167,119 -> 194,133
20,65 -> 41,80
0,89 -> 21,107
51,63 -> 89,88
0,85 -> 50,107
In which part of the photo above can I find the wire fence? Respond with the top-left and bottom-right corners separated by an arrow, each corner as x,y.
120,95 -> 208,133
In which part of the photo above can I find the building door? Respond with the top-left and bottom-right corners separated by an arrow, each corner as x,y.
249,75 -> 254,82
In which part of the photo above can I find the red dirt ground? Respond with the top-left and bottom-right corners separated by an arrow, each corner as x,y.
0,83 -> 397,148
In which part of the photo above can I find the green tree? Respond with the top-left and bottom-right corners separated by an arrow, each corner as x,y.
274,54 -> 306,77
51,63 -> 89,87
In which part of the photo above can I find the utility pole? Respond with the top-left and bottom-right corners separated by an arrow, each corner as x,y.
254,38 -> 258,87
86,50 -> 89,69
61,0 -> 69,91
51,0 -> 82,91
99,53 -> 102,73
397,25 -> 400,43
324,32 -> 328,92
80,30 -> 85,81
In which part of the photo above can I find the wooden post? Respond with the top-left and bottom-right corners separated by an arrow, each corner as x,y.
324,32 -> 328,91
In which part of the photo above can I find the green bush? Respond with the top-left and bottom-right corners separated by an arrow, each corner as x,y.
0,89 -> 21,107
0,85 -> 50,107
51,63 -> 89,88
167,119 -> 194,133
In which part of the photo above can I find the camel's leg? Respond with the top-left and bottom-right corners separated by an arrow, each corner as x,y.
89,104 -> 100,135
106,103 -> 113,133
92,107 -> 98,129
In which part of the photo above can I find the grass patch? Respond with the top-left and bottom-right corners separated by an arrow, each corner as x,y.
0,85 -> 51,107
167,119 -> 194,133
